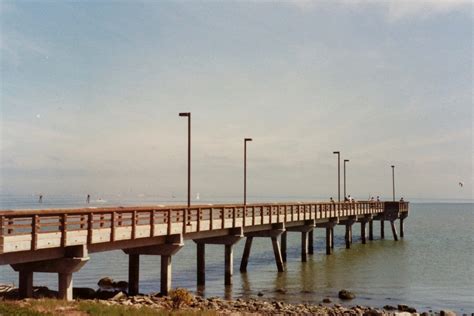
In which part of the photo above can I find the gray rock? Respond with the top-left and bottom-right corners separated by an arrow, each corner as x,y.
323,298 -> 332,303
257,291 -> 264,297
440,311 -> 457,316
383,305 -> 397,310
98,277 -> 115,290
73,287 -> 96,299
338,289 -> 355,300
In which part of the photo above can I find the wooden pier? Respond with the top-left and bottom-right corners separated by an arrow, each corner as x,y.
0,201 -> 409,300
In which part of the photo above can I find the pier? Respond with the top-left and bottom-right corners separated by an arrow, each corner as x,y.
0,201 -> 408,300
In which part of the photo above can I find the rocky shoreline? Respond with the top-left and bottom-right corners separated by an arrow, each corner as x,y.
0,283 -> 461,316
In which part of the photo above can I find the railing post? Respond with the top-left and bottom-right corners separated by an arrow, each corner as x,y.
61,214 -> 67,247
221,209 -> 225,229
132,210 -> 137,239
111,212 -> 116,242
31,215 -> 38,250
232,207 -> 236,227
150,210 -> 156,237
87,213 -> 93,244
210,208 -> 214,230
197,208 -> 201,232
167,209 -> 172,235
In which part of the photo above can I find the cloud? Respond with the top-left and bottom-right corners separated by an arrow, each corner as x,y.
285,0 -> 471,21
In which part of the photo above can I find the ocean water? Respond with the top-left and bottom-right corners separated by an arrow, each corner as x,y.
0,195 -> 472,313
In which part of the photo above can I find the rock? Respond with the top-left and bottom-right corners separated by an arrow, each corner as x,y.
33,286 -> 57,298
323,298 -> 332,303
363,310 -> 383,316
96,290 -> 121,300
98,277 -> 115,290
383,305 -> 397,310
338,289 -> 355,300
110,291 -> 127,301
275,288 -> 286,294
73,287 -> 96,299
113,281 -> 129,291
398,304 -> 417,313
440,311 -> 457,316
257,292 -> 264,297
420,313 -> 430,316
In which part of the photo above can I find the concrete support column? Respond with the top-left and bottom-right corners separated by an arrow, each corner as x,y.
325,227 -> 332,255
271,237 -> 284,272
390,220 -> 399,241
239,237 -> 253,273
128,254 -> 140,296
330,228 -> 334,249
345,224 -> 352,249
361,222 -> 367,244
381,220 -> 385,239
58,273 -> 73,300
197,243 -> 206,285
160,255 -> 172,295
308,230 -> 314,255
281,232 -> 287,262
400,218 -> 404,238
369,220 -> 374,240
224,245 -> 233,286
301,231 -> 308,262
19,270 -> 33,298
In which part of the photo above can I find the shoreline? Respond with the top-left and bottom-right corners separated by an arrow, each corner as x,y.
0,284 -> 460,315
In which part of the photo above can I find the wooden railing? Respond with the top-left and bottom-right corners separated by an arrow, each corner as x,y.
0,201 -> 408,254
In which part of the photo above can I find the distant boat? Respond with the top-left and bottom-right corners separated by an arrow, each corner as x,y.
196,193 -> 200,200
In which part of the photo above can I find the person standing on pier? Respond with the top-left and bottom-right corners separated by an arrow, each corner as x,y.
86,194 -> 90,204
38,194 -> 43,203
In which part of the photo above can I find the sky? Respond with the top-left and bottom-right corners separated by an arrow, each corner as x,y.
0,0 -> 472,202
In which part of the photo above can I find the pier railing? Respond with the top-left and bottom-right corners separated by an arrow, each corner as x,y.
0,201 -> 408,254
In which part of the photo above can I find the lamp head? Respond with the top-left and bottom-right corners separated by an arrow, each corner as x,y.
179,112 -> 190,117
333,151 -> 340,154
391,165 -> 395,168
344,159 -> 349,162
245,138 -> 253,142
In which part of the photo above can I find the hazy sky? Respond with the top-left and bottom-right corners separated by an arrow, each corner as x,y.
0,0 -> 472,201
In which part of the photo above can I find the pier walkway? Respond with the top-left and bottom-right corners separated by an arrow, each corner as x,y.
0,201 -> 408,300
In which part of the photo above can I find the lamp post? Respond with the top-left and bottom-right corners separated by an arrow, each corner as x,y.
179,112 -> 191,226
344,159 -> 349,199
391,165 -> 395,201
333,151 -> 340,202
244,138 -> 252,205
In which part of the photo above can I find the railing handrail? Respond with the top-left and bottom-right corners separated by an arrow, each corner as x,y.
0,201 -> 407,217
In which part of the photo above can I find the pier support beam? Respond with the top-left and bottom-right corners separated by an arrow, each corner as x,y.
286,221 -> 314,262
18,270 -> 33,299
390,220 -> 399,241
281,232 -> 287,262
239,237 -> 253,273
197,243 -> 206,286
340,216 -> 356,249
308,230 -> 314,255
400,218 -> 405,238
381,220 -> 385,239
128,254 -> 140,295
369,220 -> 374,241
358,215 -> 373,245
271,237 -> 284,272
11,245 -> 89,301
58,273 -> 73,301
161,255 -> 172,295
124,234 -> 183,296
317,219 -> 337,255
194,228 -> 243,286
241,224 -> 285,272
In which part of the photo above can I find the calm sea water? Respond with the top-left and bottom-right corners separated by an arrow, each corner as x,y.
0,195 -> 472,313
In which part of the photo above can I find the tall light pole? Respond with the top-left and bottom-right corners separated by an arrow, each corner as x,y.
391,165 -> 395,201
244,138 -> 252,205
179,112 -> 191,226
344,159 -> 349,199
333,151 -> 340,202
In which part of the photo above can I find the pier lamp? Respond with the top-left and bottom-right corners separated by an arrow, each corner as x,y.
179,112 -> 192,226
244,138 -> 253,206
333,151 -> 341,202
391,165 -> 395,201
344,159 -> 349,199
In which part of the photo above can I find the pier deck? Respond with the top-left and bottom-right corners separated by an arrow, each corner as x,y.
0,201 -> 408,300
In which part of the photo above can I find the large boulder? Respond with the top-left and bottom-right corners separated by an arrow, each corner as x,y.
338,289 -> 355,300
98,277 -> 115,290
73,287 -> 96,299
